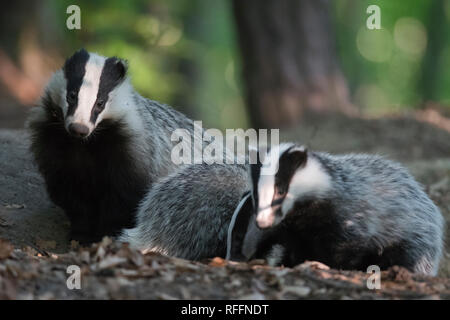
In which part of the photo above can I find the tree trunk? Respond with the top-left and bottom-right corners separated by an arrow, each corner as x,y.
420,0 -> 447,103
232,0 -> 356,129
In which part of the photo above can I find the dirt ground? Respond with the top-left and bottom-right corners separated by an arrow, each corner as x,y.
0,113 -> 450,299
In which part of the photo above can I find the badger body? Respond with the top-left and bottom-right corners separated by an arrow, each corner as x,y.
28,49 -> 203,244
119,163 -> 250,260
228,143 -> 445,275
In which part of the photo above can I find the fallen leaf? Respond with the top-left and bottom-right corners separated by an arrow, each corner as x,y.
172,258 -> 200,271
158,293 -> 178,300
117,269 -> 139,277
128,250 -> 144,267
70,240 -> 80,250
248,259 -> 266,266
386,266 -> 413,282
160,270 -> 176,282
209,257 -> 226,267
179,287 -> 191,299
251,278 -> 268,292
100,236 -> 113,247
282,285 -> 311,298
95,245 -> 106,261
80,251 -> 90,264
230,278 -> 242,287
0,239 -> 13,259
238,292 -> 266,300
296,260 -> 330,271
96,256 -> 127,270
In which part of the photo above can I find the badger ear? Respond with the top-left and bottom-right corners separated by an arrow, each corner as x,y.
287,145 -> 308,170
114,58 -> 128,80
103,57 -> 128,87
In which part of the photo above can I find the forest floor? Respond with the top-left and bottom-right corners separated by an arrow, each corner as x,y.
0,111 -> 450,299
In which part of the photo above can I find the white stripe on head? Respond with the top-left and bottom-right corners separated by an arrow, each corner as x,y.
281,154 -> 331,215
256,143 -> 294,228
66,53 -> 106,131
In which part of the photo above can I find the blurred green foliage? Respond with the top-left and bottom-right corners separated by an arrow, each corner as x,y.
52,0 -> 247,129
333,0 -> 450,114
50,0 -> 449,128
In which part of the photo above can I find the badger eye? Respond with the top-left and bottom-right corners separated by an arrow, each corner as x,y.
96,100 -> 104,107
276,188 -> 286,196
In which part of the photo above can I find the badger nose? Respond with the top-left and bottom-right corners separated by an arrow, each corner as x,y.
256,208 -> 275,229
68,123 -> 89,138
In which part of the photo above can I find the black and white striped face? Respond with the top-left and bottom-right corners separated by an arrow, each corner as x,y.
250,143 -> 331,229
61,49 -> 127,138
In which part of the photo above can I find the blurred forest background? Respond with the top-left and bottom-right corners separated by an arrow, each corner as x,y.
2,1 -> 450,292
0,0 -> 450,130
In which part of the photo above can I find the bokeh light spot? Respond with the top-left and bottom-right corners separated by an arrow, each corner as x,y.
393,17 -> 427,58
158,25 -> 182,47
356,27 -> 392,63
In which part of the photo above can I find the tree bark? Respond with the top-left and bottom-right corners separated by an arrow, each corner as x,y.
232,0 -> 356,129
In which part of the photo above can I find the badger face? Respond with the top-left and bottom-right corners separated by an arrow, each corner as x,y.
251,144 -> 308,229
61,49 -> 127,138
252,144 -> 332,229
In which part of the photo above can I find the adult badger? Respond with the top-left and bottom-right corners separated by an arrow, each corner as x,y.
28,49 -> 203,244
227,143 -> 445,276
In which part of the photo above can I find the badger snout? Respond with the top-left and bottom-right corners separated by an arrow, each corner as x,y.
256,207 -> 277,229
68,122 -> 90,138
256,201 -> 284,229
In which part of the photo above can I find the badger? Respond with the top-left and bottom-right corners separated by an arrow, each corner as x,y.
118,163 -> 250,260
227,143 -> 445,276
28,49 -> 204,244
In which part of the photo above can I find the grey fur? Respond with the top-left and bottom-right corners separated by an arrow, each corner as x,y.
123,93 -> 203,179
313,150 -> 445,275
119,163 -> 250,260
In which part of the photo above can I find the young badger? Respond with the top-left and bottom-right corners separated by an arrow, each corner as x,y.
227,143 -> 445,275
118,163 -> 250,260
28,49 -> 203,244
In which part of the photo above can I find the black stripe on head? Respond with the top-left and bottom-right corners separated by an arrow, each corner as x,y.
90,57 -> 127,124
273,146 -> 307,204
63,48 -> 90,117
